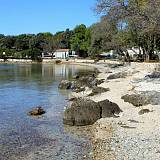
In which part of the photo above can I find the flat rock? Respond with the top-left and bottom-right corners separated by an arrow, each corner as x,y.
107,72 -> 128,80
138,109 -> 152,115
88,87 -> 110,96
121,91 -> 160,107
145,71 -> 160,79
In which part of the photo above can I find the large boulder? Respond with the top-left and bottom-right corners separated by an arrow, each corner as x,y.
63,98 -> 123,126
98,99 -> 123,117
63,98 -> 101,126
58,80 -> 72,89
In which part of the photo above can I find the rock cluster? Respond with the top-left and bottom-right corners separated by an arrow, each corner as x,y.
58,75 -> 105,91
63,98 -> 122,126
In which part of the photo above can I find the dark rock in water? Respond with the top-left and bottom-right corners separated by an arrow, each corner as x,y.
145,71 -> 160,79
63,98 -> 101,126
121,91 -> 160,107
29,107 -> 45,116
59,73 -> 103,91
138,109 -> 152,115
55,60 -> 62,64
107,72 -> 127,80
88,87 -> 110,96
63,98 -> 122,126
58,80 -> 72,89
98,99 -> 123,118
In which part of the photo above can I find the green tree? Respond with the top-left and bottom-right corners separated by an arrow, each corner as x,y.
71,24 -> 91,57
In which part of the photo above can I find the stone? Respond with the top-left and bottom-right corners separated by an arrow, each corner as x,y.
108,63 -> 124,68
72,75 -> 80,79
121,91 -> 160,107
98,99 -> 123,118
63,98 -> 122,126
63,98 -> 101,126
71,75 -> 99,89
138,109 -> 152,115
88,87 -> 110,96
121,93 -> 150,107
58,80 -> 72,89
73,87 -> 85,93
28,107 -> 46,116
107,72 -> 128,80
145,71 -> 160,79
55,60 -> 62,64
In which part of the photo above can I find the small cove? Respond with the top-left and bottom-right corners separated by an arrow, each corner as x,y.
0,63 -> 95,160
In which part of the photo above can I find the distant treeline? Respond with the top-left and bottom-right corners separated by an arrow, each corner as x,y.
0,25 -> 91,60
1,0 -> 160,61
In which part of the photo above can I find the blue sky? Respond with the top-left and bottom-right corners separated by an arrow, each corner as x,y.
0,0 -> 99,35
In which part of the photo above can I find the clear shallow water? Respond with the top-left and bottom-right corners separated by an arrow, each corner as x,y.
0,63 -> 94,160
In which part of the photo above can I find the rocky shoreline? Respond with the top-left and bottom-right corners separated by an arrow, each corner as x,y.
60,61 -> 160,160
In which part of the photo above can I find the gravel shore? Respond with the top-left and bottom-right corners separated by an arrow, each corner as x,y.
74,62 -> 160,160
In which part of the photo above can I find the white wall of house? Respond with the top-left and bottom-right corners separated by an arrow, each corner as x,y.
124,47 -> 143,56
54,51 -> 69,59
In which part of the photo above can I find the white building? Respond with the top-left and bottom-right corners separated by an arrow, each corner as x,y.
54,49 -> 69,59
124,47 -> 143,56
53,49 -> 77,59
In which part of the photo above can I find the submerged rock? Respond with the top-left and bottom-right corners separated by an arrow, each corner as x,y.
58,80 -> 72,89
88,87 -> 110,96
63,98 -> 122,126
29,107 -> 46,116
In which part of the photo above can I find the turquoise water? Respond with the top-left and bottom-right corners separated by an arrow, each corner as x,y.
0,63 -> 94,160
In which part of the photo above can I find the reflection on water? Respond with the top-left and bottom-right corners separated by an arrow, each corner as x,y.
0,63 -> 94,160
